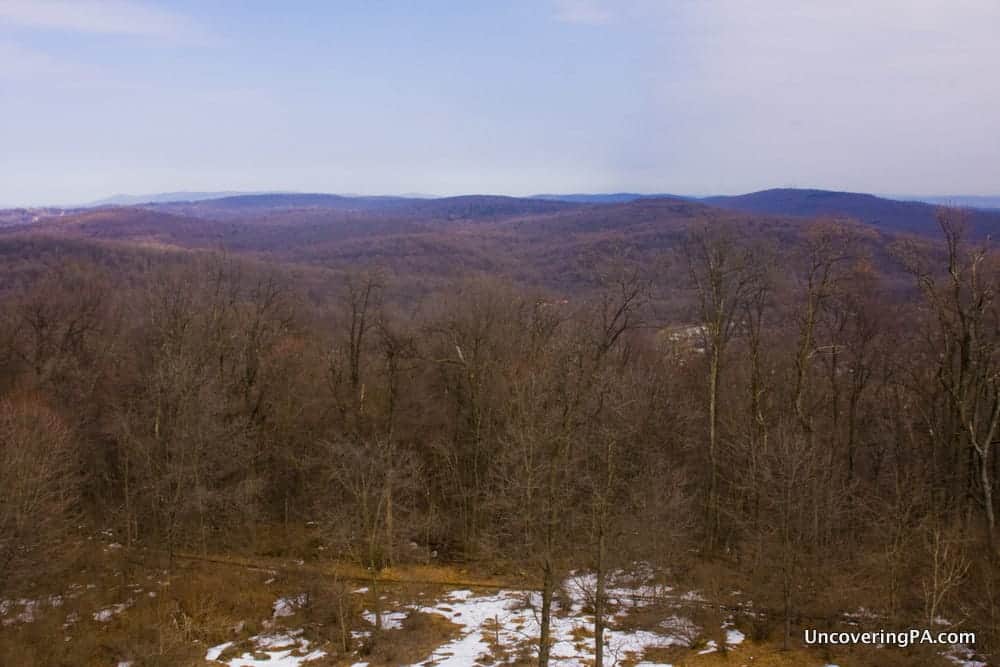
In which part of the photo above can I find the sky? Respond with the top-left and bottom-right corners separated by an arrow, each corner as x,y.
1,0 -> 998,206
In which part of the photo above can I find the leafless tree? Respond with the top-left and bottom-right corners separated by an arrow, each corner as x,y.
0,397 -> 79,596
901,209 -> 1000,546
921,517 -> 971,626
682,221 -> 761,549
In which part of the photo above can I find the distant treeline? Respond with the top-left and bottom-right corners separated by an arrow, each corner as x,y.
1,209 -> 998,662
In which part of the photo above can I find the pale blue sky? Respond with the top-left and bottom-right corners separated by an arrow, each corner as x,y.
1,0 -> 998,206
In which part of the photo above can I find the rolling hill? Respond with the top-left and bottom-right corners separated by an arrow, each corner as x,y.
40,188 -> 1000,240
148,193 -> 585,222
4,194 -> 906,297
701,188 -> 1000,237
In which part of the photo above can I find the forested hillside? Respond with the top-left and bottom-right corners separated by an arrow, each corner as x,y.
0,201 -> 995,666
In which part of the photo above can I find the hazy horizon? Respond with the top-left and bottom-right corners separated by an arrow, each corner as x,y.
8,187 -> 1000,211
3,1 -> 999,206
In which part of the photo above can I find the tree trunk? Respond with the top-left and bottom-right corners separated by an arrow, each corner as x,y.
371,569 -> 382,634
538,560 -> 554,667
979,449 -> 996,548
707,346 -> 720,549
594,529 -> 606,667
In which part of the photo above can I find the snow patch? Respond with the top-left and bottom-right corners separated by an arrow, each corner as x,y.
206,630 -> 326,666
361,609 -> 408,629
945,645 -> 988,667
416,571 -> 701,666
205,642 -> 234,661
0,597 -> 62,626
93,600 -> 133,623
696,639 -> 718,654
273,593 -> 308,618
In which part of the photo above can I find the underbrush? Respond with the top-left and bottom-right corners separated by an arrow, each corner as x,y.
0,535 -> 985,667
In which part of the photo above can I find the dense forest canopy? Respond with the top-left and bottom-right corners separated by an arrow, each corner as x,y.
0,199 -> 997,665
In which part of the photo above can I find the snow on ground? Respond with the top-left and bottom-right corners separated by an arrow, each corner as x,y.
205,642 -> 234,660
4,555 -> 986,667
722,620 -> 745,646
1,599 -> 41,625
93,600 -> 133,623
842,606 -> 882,624
945,645 -> 989,667
696,640 -> 718,654
205,629 -> 326,667
1,595 -> 69,626
415,569 -> 740,666
361,609 -> 408,629
273,593 -> 308,618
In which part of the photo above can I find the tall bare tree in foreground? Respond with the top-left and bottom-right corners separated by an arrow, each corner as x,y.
683,221 -> 759,550
902,209 -> 1000,546
0,397 -> 79,597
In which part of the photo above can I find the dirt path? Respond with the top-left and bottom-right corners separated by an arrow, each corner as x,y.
132,549 -> 529,591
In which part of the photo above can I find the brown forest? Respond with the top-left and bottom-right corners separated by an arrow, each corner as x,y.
0,197 -> 997,666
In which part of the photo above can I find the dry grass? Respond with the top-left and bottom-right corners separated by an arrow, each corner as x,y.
0,542 -> 316,666
0,538 -> 967,667
167,548 -> 526,591
684,643 -> 822,666
348,611 -> 461,667
625,634 -> 959,667
674,640 -> 956,666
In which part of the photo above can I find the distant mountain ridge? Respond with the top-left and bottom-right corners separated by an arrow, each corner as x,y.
499,189 -> 1000,237
535,190 -> 1000,215
18,188 -> 1000,240
699,188 -> 1000,237
892,195 -> 1000,210
532,193 -> 686,204
86,191 -> 260,206
82,188 -> 1000,212
167,192 -> 409,210
148,193 -> 583,223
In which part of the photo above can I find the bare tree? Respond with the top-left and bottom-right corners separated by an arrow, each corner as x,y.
921,517 -> 971,626
754,422 -> 823,650
901,210 -> 1000,545
327,268 -> 385,433
683,221 -> 760,549
791,222 -> 858,435
319,435 -> 419,638
0,397 -> 79,596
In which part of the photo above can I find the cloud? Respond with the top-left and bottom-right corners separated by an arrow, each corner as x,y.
552,0 -> 612,25
0,39 -> 101,81
0,0 -> 207,41
634,0 -> 1000,193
